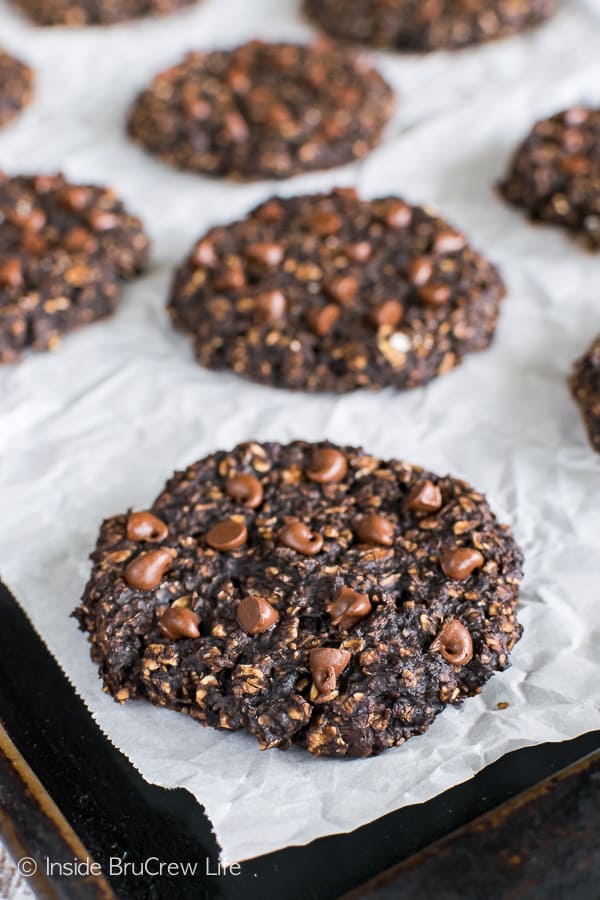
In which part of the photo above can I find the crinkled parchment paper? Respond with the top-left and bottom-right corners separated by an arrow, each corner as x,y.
1,0 -> 600,865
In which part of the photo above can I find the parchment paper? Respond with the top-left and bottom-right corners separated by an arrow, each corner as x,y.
1,0 -> 600,866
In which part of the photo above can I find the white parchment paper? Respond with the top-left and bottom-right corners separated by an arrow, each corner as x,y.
1,0 -> 600,865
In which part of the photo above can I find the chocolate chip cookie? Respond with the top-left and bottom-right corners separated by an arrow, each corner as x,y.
75,441 -> 523,759
0,173 -> 149,363
303,0 -> 556,52
168,189 -> 506,392
570,336 -> 600,452
0,50 -> 33,129
127,41 -> 394,180
9,0 -> 196,26
500,107 -> 600,249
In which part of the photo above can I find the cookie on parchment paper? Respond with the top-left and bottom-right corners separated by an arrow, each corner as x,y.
0,173 -> 149,363
74,440 -> 524,759
303,0 -> 556,53
500,106 -> 600,249
570,335 -> 600,453
127,41 -> 394,180
9,0 -> 196,26
0,49 -> 33,129
168,189 -> 506,393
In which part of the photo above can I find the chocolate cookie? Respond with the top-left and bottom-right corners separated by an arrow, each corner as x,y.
74,440 -> 523,759
303,0 -> 556,52
0,50 -> 33,129
127,41 -> 394,180
9,0 -> 196,26
168,189 -> 506,392
570,336 -> 600,452
500,107 -> 600,249
0,174 -> 149,363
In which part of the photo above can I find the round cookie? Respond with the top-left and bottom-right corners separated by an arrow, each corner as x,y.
303,0 -> 556,52
168,189 -> 506,392
127,41 -> 394,180
500,107 -> 600,249
570,335 -> 600,453
0,173 -> 149,363
0,50 -> 33,129
74,440 -> 524,759
8,0 -> 196,26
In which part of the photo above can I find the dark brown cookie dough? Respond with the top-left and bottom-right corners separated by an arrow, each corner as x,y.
9,0 -> 196,26
303,0 -> 556,52
0,173 -> 149,363
74,440 -> 524,759
500,107 -> 600,249
570,335 -> 600,452
0,50 -> 33,128
168,189 -> 506,393
127,41 -> 394,180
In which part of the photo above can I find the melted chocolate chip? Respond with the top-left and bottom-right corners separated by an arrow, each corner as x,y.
327,587 -> 372,630
278,522 -> 323,555
225,473 -> 264,509
158,607 -> 200,640
127,511 -> 169,543
407,480 -> 443,513
206,518 -> 248,551
439,546 -> 484,580
429,619 -> 473,666
355,513 -> 394,546
236,596 -> 280,635
125,547 -> 176,591
309,647 -> 351,702
306,448 -> 348,483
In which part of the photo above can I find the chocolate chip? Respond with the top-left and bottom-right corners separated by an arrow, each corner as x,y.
88,209 -> 120,231
225,473 -> 264,508
158,607 -> 200,640
125,547 -> 176,591
192,239 -> 217,267
246,242 -> 284,267
64,227 -> 99,254
355,513 -> 394,546
278,521 -> 323,555
60,186 -> 92,211
384,201 -> 411,228
307,303 -> 340,336
346,240 -> 372,262
255,289 -> 286,322
418,283 -> 451,306
310,211 -> 342,236
434,231 -> 466,254
439,546 -> 484,580
206,518 -> 248,551
408,256 -> 433,286
325,274 -> 358,304
369,299 -> 404,328
306,447 -> 348,483
309,647 -> 351,702
429,620 -> 473,666
127,511 -> 169,543
214,267 -> 246,291
327,587 -> 372,630
224,110 -> 249,142
236,596 -> 280,634
407,480 -> 443,513
0,258 -> 23,288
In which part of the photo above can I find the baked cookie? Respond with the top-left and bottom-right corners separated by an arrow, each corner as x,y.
75,441 -> 523,759
0,173 -> 149,363
127,41 -> 394,180
570,335 -> 600,452
500,107 -> 600,249
9,0 -> 196,26
0,50 -> 33,129
303,0 -> 556,52
168,189 -> 506,392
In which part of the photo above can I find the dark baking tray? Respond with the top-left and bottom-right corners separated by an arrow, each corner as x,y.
1,579 -> 598,900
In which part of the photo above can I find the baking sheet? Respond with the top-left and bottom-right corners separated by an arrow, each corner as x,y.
1,0 -> 600,866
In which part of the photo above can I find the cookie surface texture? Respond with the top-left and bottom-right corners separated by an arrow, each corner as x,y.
169,189 -> 506,392
0,173 -> 149,362
75,441 -> 524,759
127,41 -> 394,179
